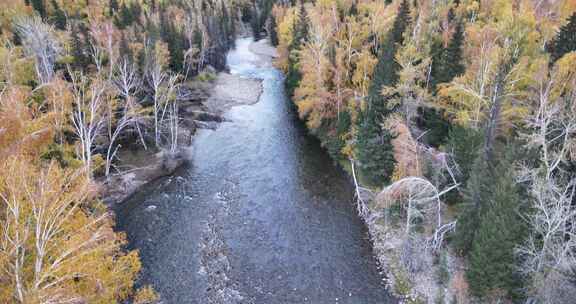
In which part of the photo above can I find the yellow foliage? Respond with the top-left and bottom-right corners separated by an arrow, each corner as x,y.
134,285 -> 160,304
0,157 -> 141,303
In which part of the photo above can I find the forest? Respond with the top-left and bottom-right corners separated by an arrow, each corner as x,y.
1,0 -> 575,303
0,0 -> 273,302
272,0 -> 576,303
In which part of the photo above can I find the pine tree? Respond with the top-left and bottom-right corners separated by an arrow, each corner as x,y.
356,0 -> 410,186
50,0 -> 67,30
467,158 -> 525,299
547,12 -> 576,63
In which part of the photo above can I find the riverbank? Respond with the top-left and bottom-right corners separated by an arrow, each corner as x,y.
100,58 -> 263,205
115,37 -> 395,304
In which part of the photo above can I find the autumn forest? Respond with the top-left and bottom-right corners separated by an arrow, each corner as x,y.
0,0 -> 575,303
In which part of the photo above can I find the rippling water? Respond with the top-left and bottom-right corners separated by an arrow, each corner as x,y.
115,38 -> 395,304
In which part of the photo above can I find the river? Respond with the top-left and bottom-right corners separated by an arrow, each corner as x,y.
115,37 -> 396,304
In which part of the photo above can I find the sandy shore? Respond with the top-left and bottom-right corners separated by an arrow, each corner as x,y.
205,72 -> 263,114
249,38 -> 278,60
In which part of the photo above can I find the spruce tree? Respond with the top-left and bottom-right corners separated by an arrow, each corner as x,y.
117,3 -> 133,29
268,15 -> 279,46
442,22 -> 465,81
453,153 -> 491,254
355,0 -> 410,186
31,0 -> 47,20
285,0 -> 310,96
547,12 -> 576,63
467,158 -> 525,299
109,0 -> 119,16
50,0 -> 67,30
349,1 -> 358,16
431,22 -> 465,89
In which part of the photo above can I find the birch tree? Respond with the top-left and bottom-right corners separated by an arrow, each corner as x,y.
70,73 -> 108,177
517,54 -> 576,304
0,158 -> 141,303
12,16 -> 61,85
113,57 -> 148,150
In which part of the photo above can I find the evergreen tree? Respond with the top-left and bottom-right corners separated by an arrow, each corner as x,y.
285,0 -> 310,96
349,1 -> 358,16
453,154 -> 491,254
547,12 -> 576,63
50,0 -> 67,30
129,1 -> 142,25
431,22 -> 465,89
109,0 -> 119,16
30,0 -> 47,20
164,20 -> 185,72
116,3 -> 134,29
268,15 -> 279,46
467,158 -> 525,299
442,22 -> 466,80
70,24 -> 91,71
355,0 -> 410,186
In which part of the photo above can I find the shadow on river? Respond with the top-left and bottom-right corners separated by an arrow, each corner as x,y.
115,37 -> 397,304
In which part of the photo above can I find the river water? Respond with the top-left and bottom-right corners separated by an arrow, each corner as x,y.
115,38 -> 395,304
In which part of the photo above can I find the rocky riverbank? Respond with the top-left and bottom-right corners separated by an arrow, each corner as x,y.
101,49 -> 264,205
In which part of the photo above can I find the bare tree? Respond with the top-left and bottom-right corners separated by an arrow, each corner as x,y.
164,75 -> 180,154
517,57 -> 576,304
113,58 -> 148,150
13,16 -> 61,85
104,110 -> 137,178
375,177 -> 457,237
146,50 -> 168,148
70,73 -> 107,177
0,158 -> 131,303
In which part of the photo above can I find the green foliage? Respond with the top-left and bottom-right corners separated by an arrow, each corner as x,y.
356,113 -> 396,186
316,112 -> 351,161
467,158 -> 525,299
453,153 -> 491,254
443,125 -> 483,205
418,108 -> 450,147
195,71 -> 216,82
431,22 -> 465,90
70,24 -> 91,71
50,0 -> 66,30
109,0 -> 119,16
30,0 -> 47,20
436,250 -> 450,286
269,15 -> 279,46
115,3 -> 134,29
285,0 -> 310,96
356,0 -> 410,186
547,12 -> 576,63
